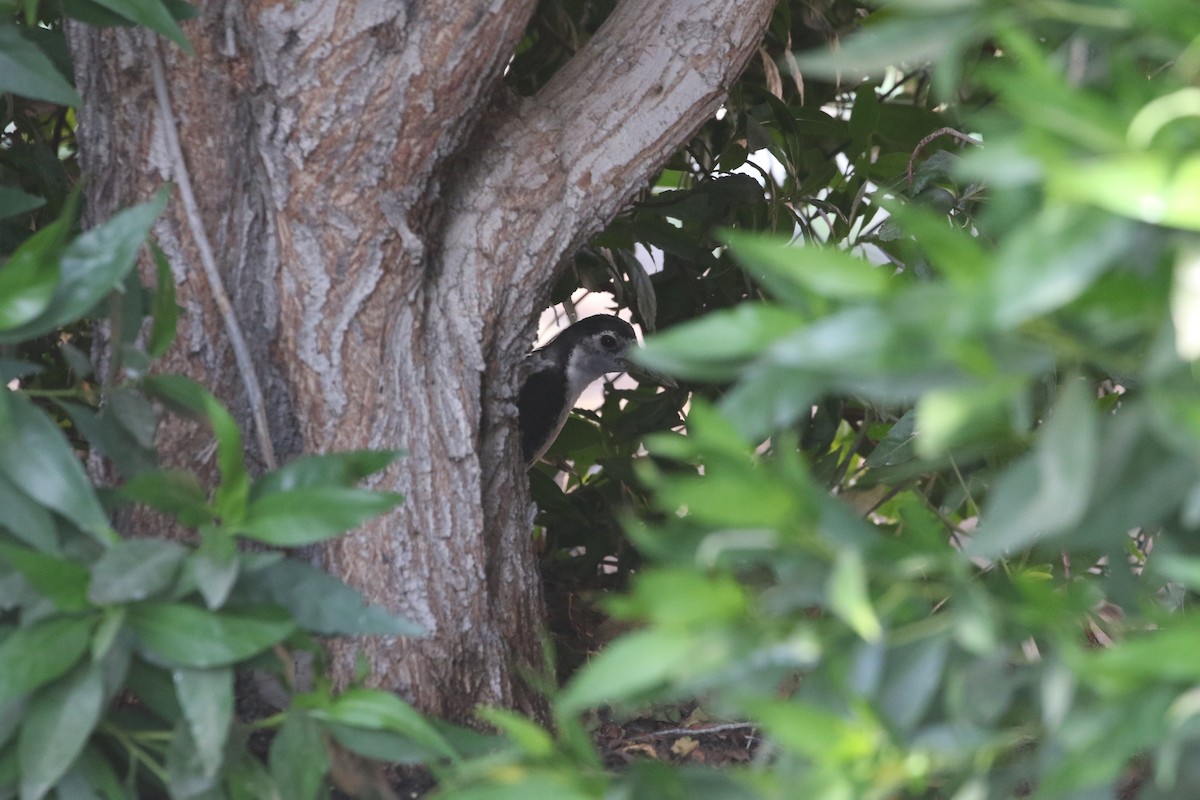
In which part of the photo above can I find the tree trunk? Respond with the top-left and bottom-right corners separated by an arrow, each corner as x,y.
68,0 -> 774,720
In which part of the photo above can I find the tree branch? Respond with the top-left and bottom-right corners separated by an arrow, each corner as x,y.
438,0 -> 776,332
149,32 -> 279,470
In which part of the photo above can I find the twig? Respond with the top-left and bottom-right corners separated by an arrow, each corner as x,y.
906,127 -> 981,186
148,34 -> 278,469
629,722 -> 756,741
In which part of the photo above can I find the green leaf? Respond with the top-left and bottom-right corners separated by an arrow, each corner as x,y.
54,744 -> 127,800
0,193 -> 166,343
634,304 -> 806,381
128,603 -> 296,668
990,207 -> 1134,328
0,220 -> 62,331
0,617 -> 93,706
86,0 -> 192,53
18,662 -> 105,800
118,469 -> 212,526
0,23 -> 81,106
827,548 -> 882,642
879,200 -> 990,287
238,487 -> 404,546
1087,621 -> 1200,684
59,399 -> 158,481
748,699 -> 879,761
0,186 -> 45,221
312,688 -> 456,762
165,718 -> 217,798
0,360 -> 42,383
1049,153 -> 1200,231
0,473 -> 57,553
0,391 -> 115,545
861,410 -> 917,468
185,530 -> 240,610
558,629 -> 697,715
475,707 -> 554,758
147,242 -> 178,358
229,558 -> 423,636
173,667 -> 233,780
88,538 -> 188,604
793,12 -> 977,79
877,634 -> 950,733
269,713 -> 329,800
0,543 -> 89,612
250,450 -> 403,499
141,375 -> 249,522
323,722 -> 435,765
967,381 -> 1099,557
607,568 -> 748,628
726,231 -> 892,301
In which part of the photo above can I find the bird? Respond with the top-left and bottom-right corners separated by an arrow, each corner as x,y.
518,314 -> 638,467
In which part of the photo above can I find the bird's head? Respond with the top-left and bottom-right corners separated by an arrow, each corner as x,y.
559,315 -> 638,396
520,314 -> 674,468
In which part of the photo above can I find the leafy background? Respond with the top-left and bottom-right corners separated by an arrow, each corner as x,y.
4,0 -> 1200,797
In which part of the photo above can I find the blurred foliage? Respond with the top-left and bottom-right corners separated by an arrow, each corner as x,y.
519,0 -> 1200,799
5,0 -> 1200,797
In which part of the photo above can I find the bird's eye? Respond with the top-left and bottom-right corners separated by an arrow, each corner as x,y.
600,334 -> 618,349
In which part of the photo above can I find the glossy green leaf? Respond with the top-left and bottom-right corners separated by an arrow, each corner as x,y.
0,186 -> 45,221
128,603 -> 295,668
238,487 -> 404,546
0,543 -> 89,612
0,23 -> 81,106
0,617 -> 93,706
634,304 -> 806,381
228,558 -> 422,636
189,532 -> 241,610
165,718 -> 216,798
0,220 -> 62,331
0,473 -> 57,553
53,744 -> 127,800
86,0 -> 192,52
861,410 -> 917,468
268,713 -> 328,800
0,391 -> 115,545
173,667 -> 232,779
147,242 -> 178,358
0,193 -> 166,343
117,469 -> 212,526
311,688 -> 456,762
728,232 -> 892,301
18,662 -> 104,800
0,360 -> 42,383
250,450 -> 403,499
323,722 -> 434,766
88,538 -> 188,604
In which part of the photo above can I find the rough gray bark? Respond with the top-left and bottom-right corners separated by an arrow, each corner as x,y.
68,0 -> 775,720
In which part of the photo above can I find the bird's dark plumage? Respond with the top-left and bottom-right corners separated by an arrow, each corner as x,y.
518,315 -> 637,467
